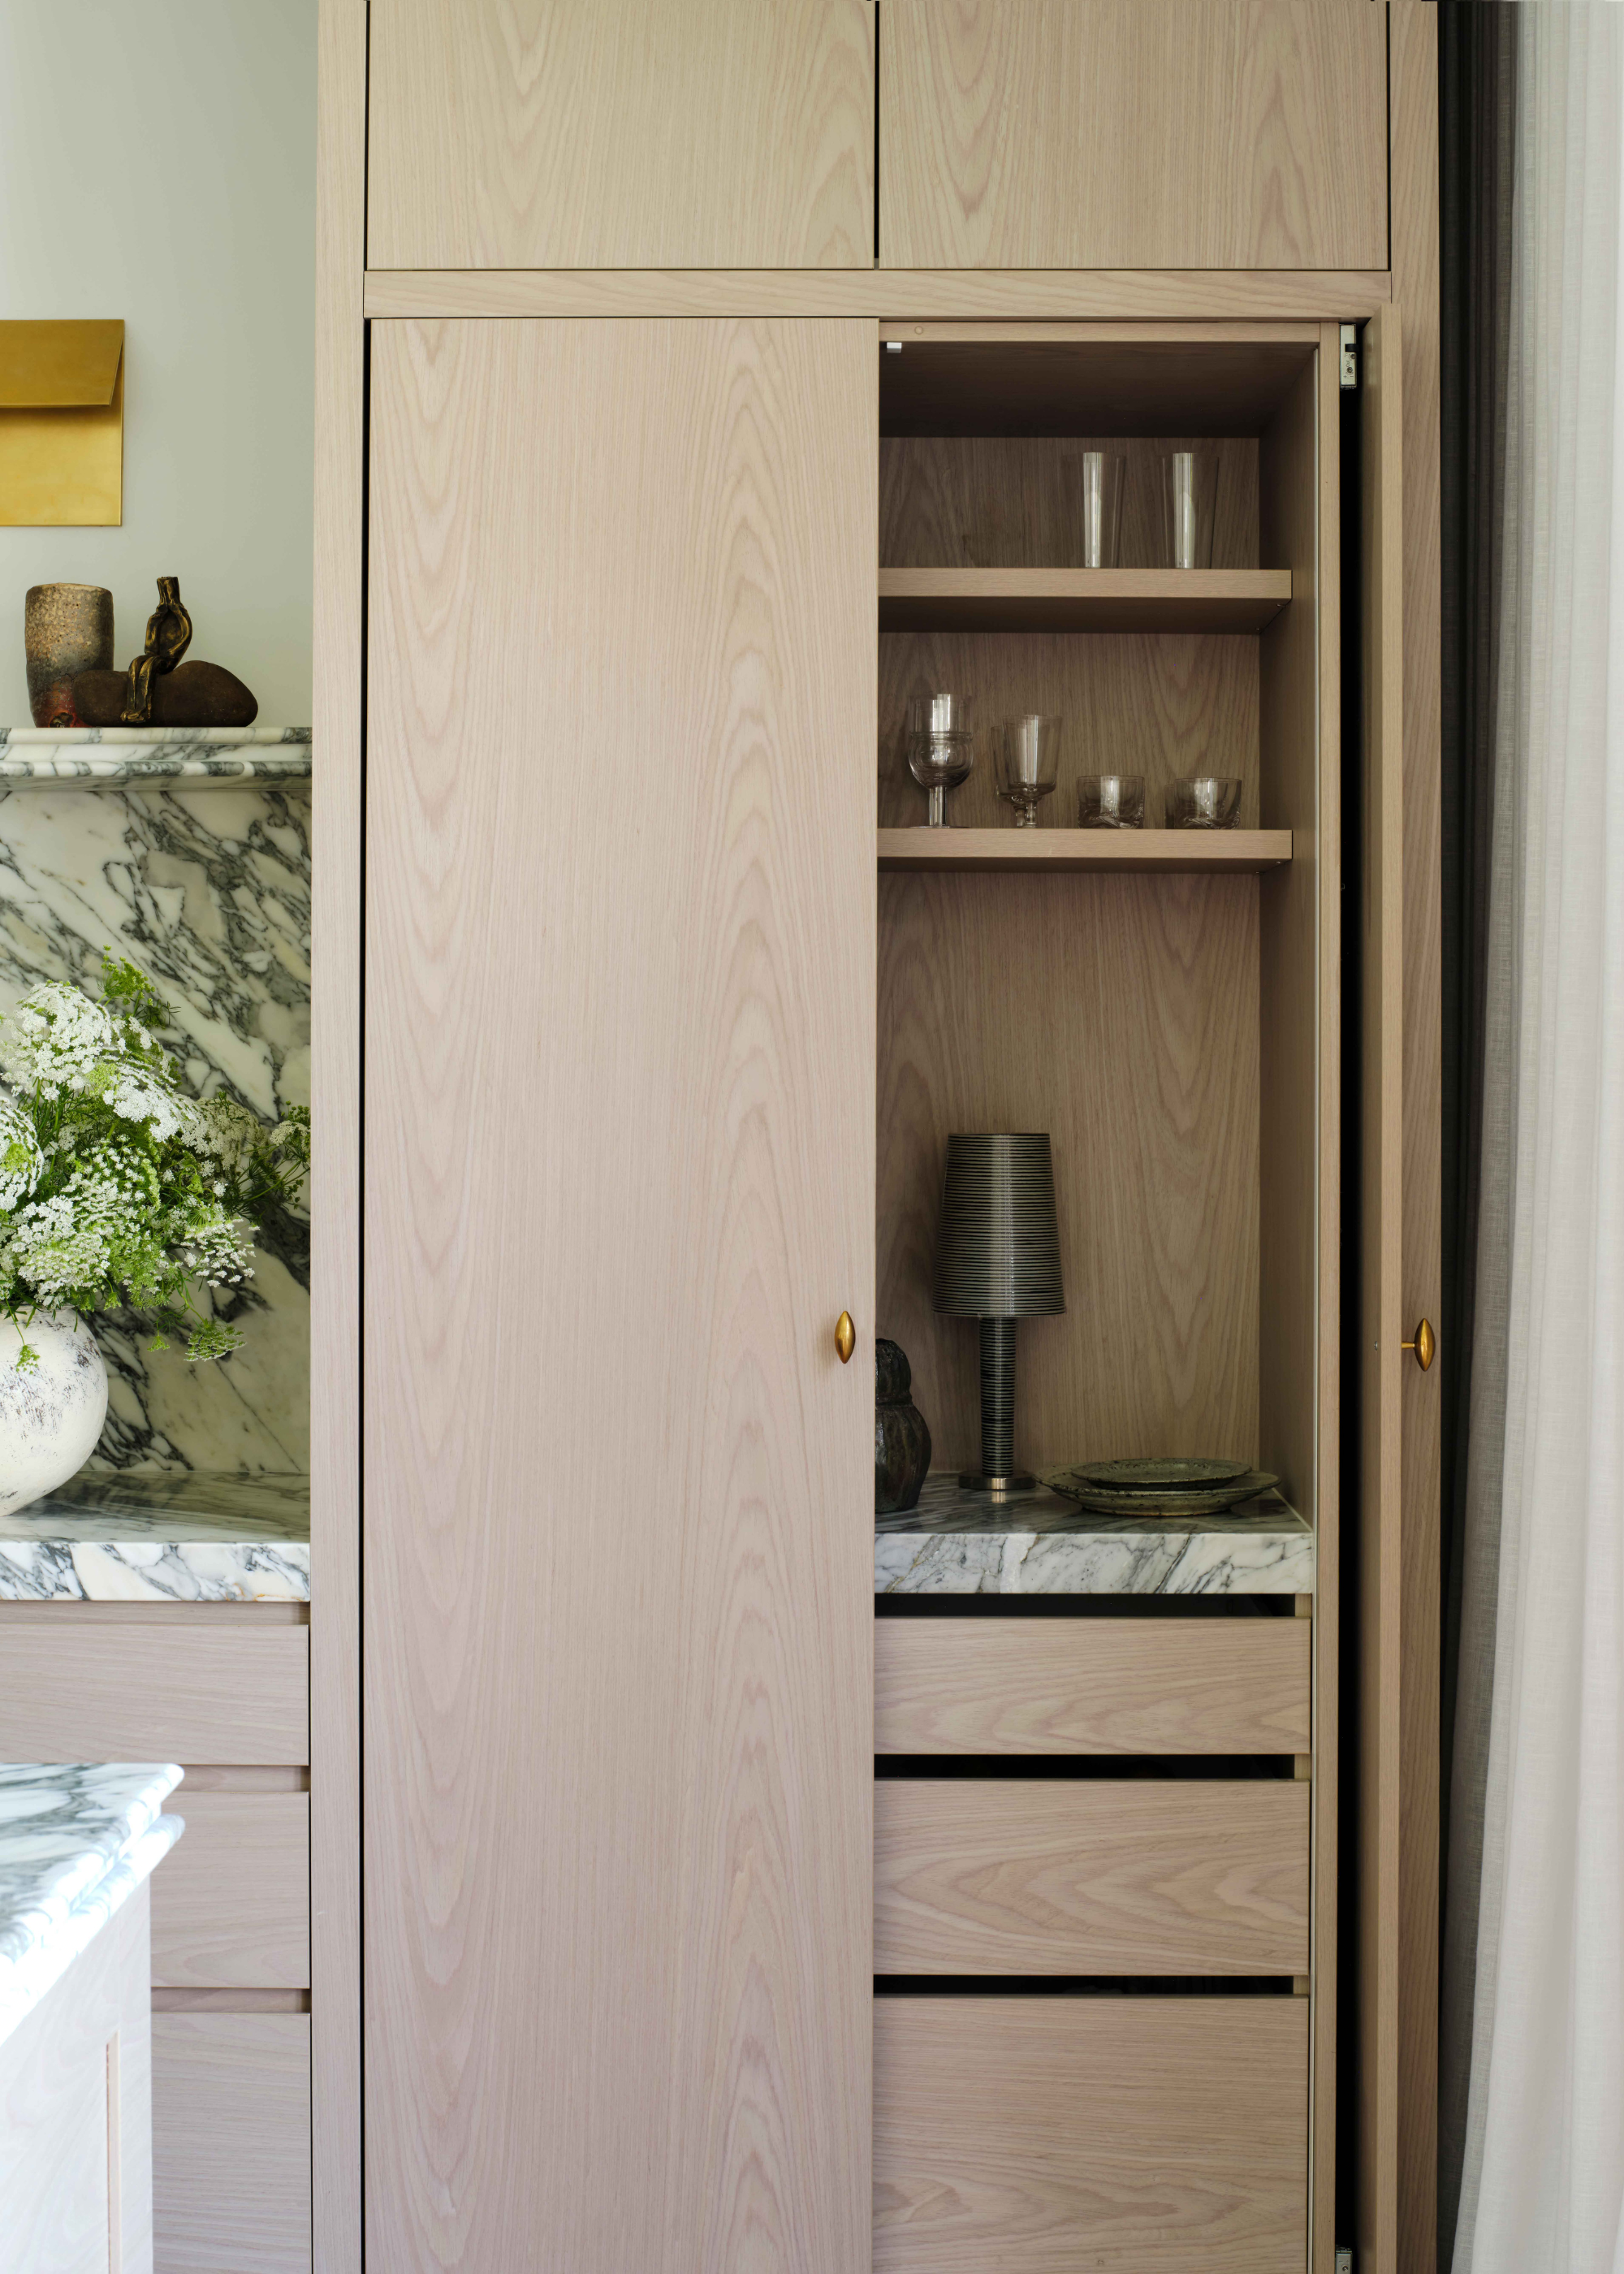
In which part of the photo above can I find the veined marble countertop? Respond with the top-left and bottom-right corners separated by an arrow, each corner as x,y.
0,1764 -> 184,2046
0,725 -> 310,785
0,1471 -> 309,1602
876,1474 -> 1315,1595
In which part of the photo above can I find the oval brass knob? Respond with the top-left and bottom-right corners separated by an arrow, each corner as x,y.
835,1312 -> 855,1364
1402,1318 -> 1436,1372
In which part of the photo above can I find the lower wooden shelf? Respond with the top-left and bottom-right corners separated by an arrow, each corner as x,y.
877,827 -> 1293,874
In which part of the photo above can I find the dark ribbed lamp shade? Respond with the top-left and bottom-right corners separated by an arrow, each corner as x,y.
933,1134 -> 1065,1494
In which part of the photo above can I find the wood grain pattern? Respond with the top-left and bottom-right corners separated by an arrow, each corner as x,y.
879,629 -> 1263,832
880,439 -> 1262,568
875,1618 -> 1311,1754
874,1996 -> 1309,2273
367,0 -> 873,269
0,1628 -> 307,1764
1391,14 -> 1444,2270
152,2015 -> 309,2274
879,337 -> 1317,438
877,869 -> 1259,1474
1358,305 -> 1406,2274
149,1794 -> 309,1991
877,829 -> 1291,876
310,0 -> 365,2263
878,0 -> 1389,270
0,1881 -> 151,2274
364,319 -> 875,2272
875,1780 -> 1309,1974
363,270 -> 1394,323
879,570 -> 1289,636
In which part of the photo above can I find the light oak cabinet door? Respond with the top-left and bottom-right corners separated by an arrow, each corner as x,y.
368,0 -> 875,269
365,319 -> 876,2272
879,0 -> 1389,270
153,2015 -> 309,2274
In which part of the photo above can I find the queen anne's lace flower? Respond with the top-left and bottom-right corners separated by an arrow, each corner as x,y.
0,954 -> 309,1365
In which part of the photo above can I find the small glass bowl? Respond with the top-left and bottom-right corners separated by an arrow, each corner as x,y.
1078,773 -> 1146,829
1165,776 -> 1243,830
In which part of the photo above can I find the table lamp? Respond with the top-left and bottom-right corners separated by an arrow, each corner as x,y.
932,1131 -> 1065,1493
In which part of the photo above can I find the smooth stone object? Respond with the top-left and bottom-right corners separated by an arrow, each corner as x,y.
24,584 -> 114,728
0,1313 -> 108,1518
69,659 -> 258,728
875,1336 -> 931,1515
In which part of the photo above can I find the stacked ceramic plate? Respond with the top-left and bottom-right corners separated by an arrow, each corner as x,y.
1043,1455 -> 1278,1517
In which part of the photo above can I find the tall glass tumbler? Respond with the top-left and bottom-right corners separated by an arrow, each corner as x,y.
1160,452 -> 1219,569
1064,451 -> 1125,568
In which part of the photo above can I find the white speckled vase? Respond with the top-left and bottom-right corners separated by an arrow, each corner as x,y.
0,1312 -> 108,1516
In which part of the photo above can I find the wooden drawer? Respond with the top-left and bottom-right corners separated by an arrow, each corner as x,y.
153,2015 -> 310,2273
0,1623 -> 307,1764
152,1793 -> 309,1989
875,1995 -> 1308,2273
875,1779 -> 1308,1974
875,1617 -> 1311,1754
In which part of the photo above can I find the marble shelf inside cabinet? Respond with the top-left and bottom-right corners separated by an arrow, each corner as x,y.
0,1471 -> 309,1602
0,725 -> 311,785
875,1473 -> 1315,1596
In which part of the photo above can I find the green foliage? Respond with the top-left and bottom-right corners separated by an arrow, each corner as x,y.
0,953 -> 309,1364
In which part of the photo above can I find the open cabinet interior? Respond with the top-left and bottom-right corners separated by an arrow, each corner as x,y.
875,329 -> 1334,1521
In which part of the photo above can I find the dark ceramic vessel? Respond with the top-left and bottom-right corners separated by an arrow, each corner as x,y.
875,1337 -> 931,1515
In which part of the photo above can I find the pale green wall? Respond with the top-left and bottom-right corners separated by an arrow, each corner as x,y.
0,1 -> 316,728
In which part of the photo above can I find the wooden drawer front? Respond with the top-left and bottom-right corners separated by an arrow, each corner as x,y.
151,1793 -> 309,1989
0,1627 -> 307,1764
875,1780 -> 1308,1974
876,1618 -> 1311,1754
875,1996 -> 1308,2273
153,2015 -> 310,2273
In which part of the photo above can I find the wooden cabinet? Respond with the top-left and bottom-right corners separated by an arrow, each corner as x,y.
879,0 -> 1389,270
362,316 -> 877,2271
149,1792 -> 309,1991
0,1620 -> 307,1763
152,2016 -> 310,2274
366,0 -> 875,270
875,1996 -> 1310,2273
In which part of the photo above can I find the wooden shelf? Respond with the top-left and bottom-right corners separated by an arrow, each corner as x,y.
877,828 -> 1294,875
878,567 -> 1292,634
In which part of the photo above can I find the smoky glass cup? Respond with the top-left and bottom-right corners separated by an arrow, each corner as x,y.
1165,776 -> 1243,830
1061,450 -> 1126,568
1160,452 -> 1220,569
994,715 -> 1061,828
1077,773 -> 1146,829
906,691 -> 975,827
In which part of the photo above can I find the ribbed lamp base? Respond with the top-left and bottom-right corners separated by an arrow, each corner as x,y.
956,1316 -> 1031,1495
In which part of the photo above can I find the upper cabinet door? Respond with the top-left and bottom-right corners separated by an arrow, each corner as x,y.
368,0 -> 875,269
879,0 -> 1389,270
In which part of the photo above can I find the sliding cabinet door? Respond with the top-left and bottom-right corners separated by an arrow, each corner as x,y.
1358,304 -> 1406,2274
365,319 -> 877,2272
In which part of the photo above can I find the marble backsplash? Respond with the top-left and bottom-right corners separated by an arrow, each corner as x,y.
0,730 -> 311,1474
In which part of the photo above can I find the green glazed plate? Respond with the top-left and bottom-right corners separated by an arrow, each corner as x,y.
1043,1466 -> 1281,1517
1071,1456 -> 1252,1489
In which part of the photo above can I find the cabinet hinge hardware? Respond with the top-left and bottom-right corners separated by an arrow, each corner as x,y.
1340,323 -> 1358,390
885,340 -> 902,355
1336,2250 -> 1355,2274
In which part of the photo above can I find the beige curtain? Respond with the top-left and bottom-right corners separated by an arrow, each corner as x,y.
1450,8 -> 1624,2270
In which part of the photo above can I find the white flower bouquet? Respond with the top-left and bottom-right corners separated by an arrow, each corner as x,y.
0,953 -> 309,1365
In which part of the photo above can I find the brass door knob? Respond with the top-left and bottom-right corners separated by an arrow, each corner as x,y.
835,1312 -> 855,1364
1402,1318 -> 1436,1372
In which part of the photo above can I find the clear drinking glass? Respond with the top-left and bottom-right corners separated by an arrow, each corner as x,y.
1165,776 -> 1243,829
907,691 -> 975,827
1160,452 -> 1219,569
993,715 -> 1061,828
1077,773 -> 1146,828
1063,451 -> 1126,568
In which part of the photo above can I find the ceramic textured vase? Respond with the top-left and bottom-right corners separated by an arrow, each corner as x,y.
0,1312 -> 108,1516
875,1337 -> 931,1515
24,583 -> 114,728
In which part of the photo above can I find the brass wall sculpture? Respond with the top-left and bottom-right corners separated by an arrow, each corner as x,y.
0,321 -> 124,527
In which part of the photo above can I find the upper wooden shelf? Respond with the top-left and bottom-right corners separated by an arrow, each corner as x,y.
878,828 -> 1294,876
878,568 -> 1292,635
